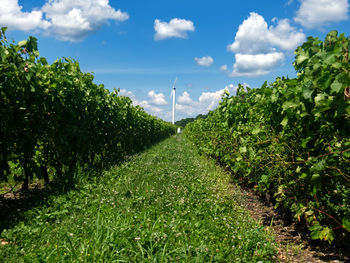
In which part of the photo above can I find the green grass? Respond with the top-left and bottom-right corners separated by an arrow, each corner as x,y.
0,135 -> 276,262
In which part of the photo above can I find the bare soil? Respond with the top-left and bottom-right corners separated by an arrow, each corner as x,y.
236,185 -> 350,263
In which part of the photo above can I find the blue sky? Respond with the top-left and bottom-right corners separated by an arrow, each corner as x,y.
1,0 -> 350,121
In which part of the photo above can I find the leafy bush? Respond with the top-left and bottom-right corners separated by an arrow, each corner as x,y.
185,31 -> 350,244
0,28 -> 175,189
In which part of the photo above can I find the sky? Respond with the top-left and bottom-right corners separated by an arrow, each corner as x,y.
1,0 -> 350,121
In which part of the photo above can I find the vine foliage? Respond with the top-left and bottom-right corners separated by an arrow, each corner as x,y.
0,28 -> 175,189
185,31 -> 350,244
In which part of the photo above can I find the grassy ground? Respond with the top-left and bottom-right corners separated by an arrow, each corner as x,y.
0,135 -> 276,262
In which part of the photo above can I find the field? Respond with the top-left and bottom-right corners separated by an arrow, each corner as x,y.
0,135 -> 277,262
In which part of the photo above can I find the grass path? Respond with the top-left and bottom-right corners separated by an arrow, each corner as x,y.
0,135 -> 276,262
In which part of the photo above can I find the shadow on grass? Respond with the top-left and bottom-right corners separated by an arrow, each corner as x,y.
0,137 -> 170,234
0,168 -> 88,233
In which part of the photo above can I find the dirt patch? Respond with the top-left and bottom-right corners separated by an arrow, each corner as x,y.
236,186 -> 349,263
0,182 -> 45,223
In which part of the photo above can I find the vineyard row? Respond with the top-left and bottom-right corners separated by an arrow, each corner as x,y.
185,31 -> 350,245
0,28 -> 175,190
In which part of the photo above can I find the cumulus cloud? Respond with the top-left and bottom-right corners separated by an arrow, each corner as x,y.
148,90 -> 168,105
228,12 -> 305,53
194,56 -> 214,67
0,0 -> 50,31
178,91 -> 194,104
230,52 -> 284,77
198,89 -> 228,111
268,18 -> 306,50
0,0 -> 129,42
225,12 -> 305,77
119,89 -> 164,116
138,100 -> 163,114
119,85 -> 244,121
294,0 -> 349,28
154,18 -> 195,40
118,88 -> 134,98
176,84 -> 239,118
228,12 -> 271,54
42,0 -> 128,41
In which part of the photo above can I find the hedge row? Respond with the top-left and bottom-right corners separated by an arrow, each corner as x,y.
0,28 -> 175,189
185,31 -> 350,244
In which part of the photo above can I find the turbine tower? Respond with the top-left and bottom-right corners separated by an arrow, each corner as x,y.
171,77 -> 177,125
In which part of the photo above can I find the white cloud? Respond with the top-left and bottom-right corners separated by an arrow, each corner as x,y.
118,89 -> 164,117
178,91 -> 194,104
228,12 -> 271,54
194,56 -> 214,67
176,84 -> 239,118
268,19 -> 306,50
148,90 -> 168,105
0,0 -> 50,31
0,0 -> 129,42
118,85 -> 244,121
228,12 -> 305,54
138,100 -> 163,114
154,18 -> 195,40
226,12 -> 305,77
230,52 -> 284,77
220,64 -> 228,72
118,88 -> 134,98
198,89 -> 228,111
294,0 -> 349,28
42,0 -> 129,41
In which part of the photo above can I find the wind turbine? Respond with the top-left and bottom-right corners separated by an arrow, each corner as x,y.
171,77 -> 178,125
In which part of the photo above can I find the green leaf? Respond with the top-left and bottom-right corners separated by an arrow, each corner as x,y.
299,173 -> 307,179
343,219 -> 350,232
314,93 -> 326,104
325,30 -> 338,43
323,54 -> 336,65
301,136 -> 312,148
27,36 -> 38,51
281,117 -> 288,127
295,52 -> 308,65
304,210 -> 314,217
40,57 -> 48,65
312,106 -> 332,115
282,101 -> 299,110
320,227 -> 334,243
332,62 -> 342,69
346,105 -> 350,115
1,27 -> 7,34
239,146 -> 247,153
311,173 -> 320,182
311,160 -> 326,172
302,87 -> 313,100
330,80 -> 343,94
251,128 -> 261,135
323,78 -> 332,90
260,174 -> 269,184
0,46 -> 6,61
25,74 -> 31,81
18,40 -> 27,47
310,223 -> 323,240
